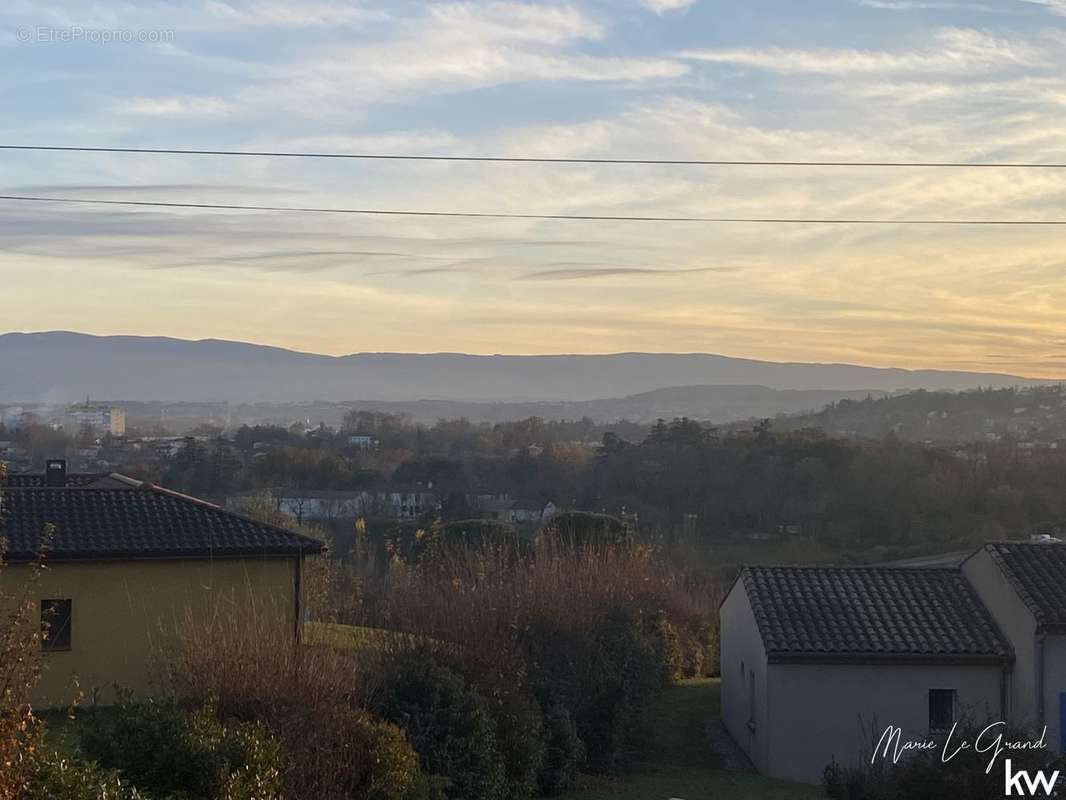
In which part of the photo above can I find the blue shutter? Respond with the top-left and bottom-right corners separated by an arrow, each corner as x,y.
1060,694 -> 1066,754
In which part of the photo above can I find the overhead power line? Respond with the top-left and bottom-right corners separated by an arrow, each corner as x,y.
2,193 -> 1066,225
2,144 -> 1066,169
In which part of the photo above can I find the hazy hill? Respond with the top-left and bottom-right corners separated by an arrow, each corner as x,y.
0,331 -> 1055,404
341,386 -> 895,424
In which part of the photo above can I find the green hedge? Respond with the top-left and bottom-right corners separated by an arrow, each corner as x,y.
375,655 -> 508,800
524,608 -> 669,775
77,698 -> 283,800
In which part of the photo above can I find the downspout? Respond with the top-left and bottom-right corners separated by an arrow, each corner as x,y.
1000,661 -> 1009,722
1036,630 -> 1046,731
293,552 -> 303,643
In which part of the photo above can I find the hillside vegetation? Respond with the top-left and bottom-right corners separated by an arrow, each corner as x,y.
780,385 -> 1066,444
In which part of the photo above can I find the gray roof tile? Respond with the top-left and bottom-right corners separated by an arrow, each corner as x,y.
1,473 -> 322,561
742,566 -> 1011,663
984,542 -> 1066,632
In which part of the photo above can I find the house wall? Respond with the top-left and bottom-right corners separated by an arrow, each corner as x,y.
719,580 -> 770,773
963,547 -> 1038,726
1,556 -> 298,707
766,662 -> 1004,784
1044,635 -> 1066,754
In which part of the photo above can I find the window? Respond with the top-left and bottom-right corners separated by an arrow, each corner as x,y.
929,689 -> 957,732
41,599 -> 72,651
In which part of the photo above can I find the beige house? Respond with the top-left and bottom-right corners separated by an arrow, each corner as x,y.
1,460 -> 322,707
721,542 -> 1066,784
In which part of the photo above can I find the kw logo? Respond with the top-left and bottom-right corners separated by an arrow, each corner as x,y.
1004,759 -> 1061,797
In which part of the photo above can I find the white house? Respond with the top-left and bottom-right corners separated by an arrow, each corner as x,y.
962,542 -> 1066,756
467,492 -> 556,523
720,541 -> 1066,784
227,487 -> 440,523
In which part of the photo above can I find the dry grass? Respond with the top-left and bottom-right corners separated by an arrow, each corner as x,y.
164,602 -> 424,800
361,538 -> 721,678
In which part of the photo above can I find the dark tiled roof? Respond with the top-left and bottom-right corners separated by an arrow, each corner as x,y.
984,542 -> 1066,632
0,474 -> 323,561
741,566 -> 1012,664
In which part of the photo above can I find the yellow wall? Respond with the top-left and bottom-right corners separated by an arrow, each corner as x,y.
1,556 -> 299,708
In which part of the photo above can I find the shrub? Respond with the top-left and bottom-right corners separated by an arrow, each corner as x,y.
538,512 -> 631,549
374,653 -> 507,800
25,750 -> 148,800
0,517 -> 52,800
77,697 -> 283,800
477,682 -> 543,800
521,607 -> 668,775
579,609 -> 669,772
647,611 -> 684,684
358,534 -> 718,786
536,703 -> 584,796
382,520 -> 530,569
823,716 -> 1066,800
170,617 -> 426,800
435,652 -> 545,800
679,618 -> 718,678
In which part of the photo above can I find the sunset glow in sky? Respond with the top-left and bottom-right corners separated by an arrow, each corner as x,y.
2,0 -> 1066,374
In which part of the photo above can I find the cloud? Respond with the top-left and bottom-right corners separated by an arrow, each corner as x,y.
112,95 -> 231,117
427,2 -> 604,44
4,184 -> 298,197
211,2 -> 688,117
1018,0 -> 1066,15
854,0 -> 1011,10
678,28 -> 1038,74
517,265 -> 739,280
640,0 -> 697,13
1,0 -> 388,32
205,1 -> 390,28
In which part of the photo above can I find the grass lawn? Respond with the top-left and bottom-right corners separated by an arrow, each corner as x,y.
302,620 -> 405,650
561,679 -> 822,800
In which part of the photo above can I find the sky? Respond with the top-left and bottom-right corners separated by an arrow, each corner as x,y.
2,0 -> 1066,375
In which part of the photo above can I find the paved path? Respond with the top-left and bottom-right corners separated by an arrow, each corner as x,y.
705,716 -> 757,774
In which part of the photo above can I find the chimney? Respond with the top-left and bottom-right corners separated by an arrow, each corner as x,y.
45,459 -> 67,487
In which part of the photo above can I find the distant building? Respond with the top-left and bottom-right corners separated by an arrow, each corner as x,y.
68,403 -> 126,436
228,486 -> 439,523
347,434 -> 378,450
509,500 -> 556,523
383,488 -> 439,519
0,406 -> 30,429
467,492 -> 556,523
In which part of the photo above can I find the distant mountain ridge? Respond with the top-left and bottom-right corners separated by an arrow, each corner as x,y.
0,331 -> 1056,405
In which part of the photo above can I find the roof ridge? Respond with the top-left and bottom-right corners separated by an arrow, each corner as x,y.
742,563 -> 962,572
104,472 -> 144,488
985,540 -> 1066,547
